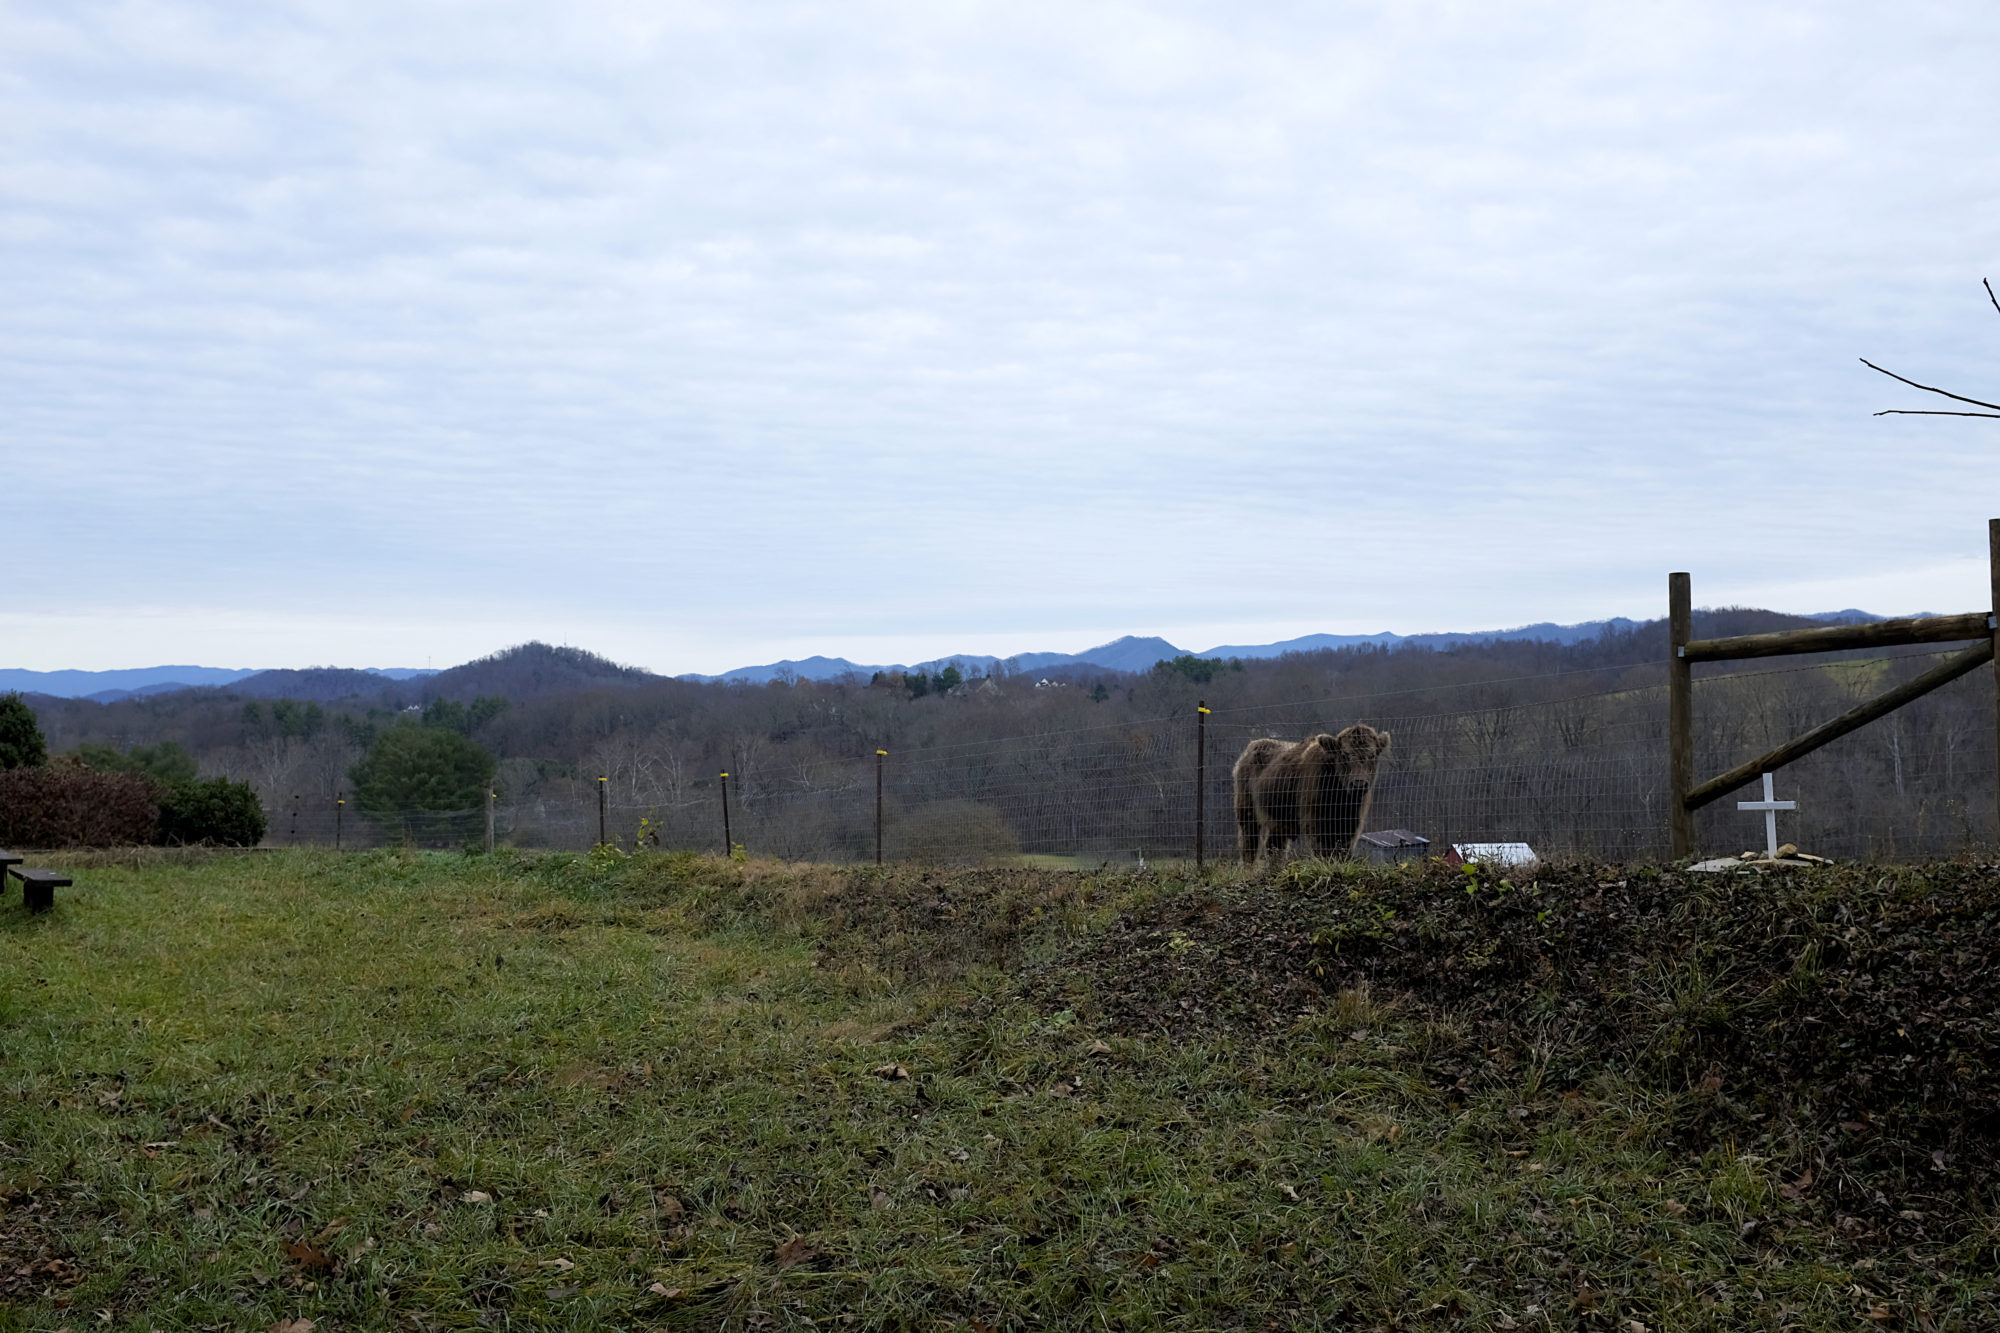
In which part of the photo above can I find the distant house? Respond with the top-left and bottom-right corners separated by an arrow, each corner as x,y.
1445,842 -> 1538,869
1356,828 -> 1430,863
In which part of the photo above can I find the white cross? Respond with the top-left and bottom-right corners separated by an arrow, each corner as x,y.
1737,771 -> 1796,858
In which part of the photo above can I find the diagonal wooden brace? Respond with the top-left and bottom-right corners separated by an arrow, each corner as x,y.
1685,638 -> 1996,811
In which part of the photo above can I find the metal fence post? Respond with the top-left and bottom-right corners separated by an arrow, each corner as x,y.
1990,519 -> 2000,845
335,794 -> 344,852
486,788 -> 496,854
876,749 -> 887,865
720,771 -> 732,856
597,775 -> 607,847
1195,701 -> 1209,872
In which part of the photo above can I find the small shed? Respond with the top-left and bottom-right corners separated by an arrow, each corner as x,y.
1445,842 -> 1538,869
1356,828 -> 1430,863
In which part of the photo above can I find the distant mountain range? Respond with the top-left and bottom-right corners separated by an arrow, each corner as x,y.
674,611 -> 1888,684
3,610 -> 1894,701
0,664 -> 432,702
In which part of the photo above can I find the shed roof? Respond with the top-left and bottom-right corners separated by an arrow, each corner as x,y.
1356,828 -> 1430,849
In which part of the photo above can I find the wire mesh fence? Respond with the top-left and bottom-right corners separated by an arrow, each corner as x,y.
261,648 -> 2000,864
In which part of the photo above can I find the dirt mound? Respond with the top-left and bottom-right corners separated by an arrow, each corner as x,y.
1023,858 -> 2000,1184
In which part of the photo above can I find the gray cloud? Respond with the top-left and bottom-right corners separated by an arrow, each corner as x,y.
3,1 -> 1998,671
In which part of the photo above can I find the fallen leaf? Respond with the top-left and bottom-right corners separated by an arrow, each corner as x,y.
97,1089 -> 122,1108
1698,1071 -> 1724,1095
1622,1321 -> 1650,1333
646,1281 -> 681,1297
1661,1199 -> 1688,1217
460,1190 -> 492,1204
1047,1082 -> 1072,1098
871,1063 -> 910,1081
1863,1307 -> 1895,1322
1085,1040 -> 1112,1056
870,1187 -> 893,1210
538,1257 -> 575,1272
1494,1316 -> 1519,1331
774,1235 -> 821,1269
1277,1183 -> 1300,1202
269,1321 -> 315,1333
1779,1170 -> 1814,1201
280,1240 -> 335,1273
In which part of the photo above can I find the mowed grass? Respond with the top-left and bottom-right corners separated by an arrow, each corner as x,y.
0,850 -> 1989,1331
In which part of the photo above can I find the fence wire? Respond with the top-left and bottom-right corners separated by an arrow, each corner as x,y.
260,648 -> 2000,865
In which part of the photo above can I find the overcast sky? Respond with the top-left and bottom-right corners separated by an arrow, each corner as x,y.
4,1 -> 1998,674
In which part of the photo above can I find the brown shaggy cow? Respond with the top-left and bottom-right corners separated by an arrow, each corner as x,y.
1232,724 -> 1393,863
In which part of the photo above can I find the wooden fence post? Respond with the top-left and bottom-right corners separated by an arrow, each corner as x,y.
1668,572 -> 1694,859
1990,519 -> 2000,845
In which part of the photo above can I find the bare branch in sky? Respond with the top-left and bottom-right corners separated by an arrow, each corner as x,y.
1865,284 -> 2000,418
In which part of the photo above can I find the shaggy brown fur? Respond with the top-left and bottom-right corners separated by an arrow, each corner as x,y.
1232,724 -> 1393,864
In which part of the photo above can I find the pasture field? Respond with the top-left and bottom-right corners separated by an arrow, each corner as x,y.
0,849 -> 1994,1331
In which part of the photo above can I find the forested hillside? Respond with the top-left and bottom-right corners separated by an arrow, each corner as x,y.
18,606 -> 1996,862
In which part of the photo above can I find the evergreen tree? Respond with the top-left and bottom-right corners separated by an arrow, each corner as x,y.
349,725 -> 496,814
0,693 -> 47,770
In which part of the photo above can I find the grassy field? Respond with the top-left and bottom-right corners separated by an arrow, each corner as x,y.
0,849 -> 1993,1331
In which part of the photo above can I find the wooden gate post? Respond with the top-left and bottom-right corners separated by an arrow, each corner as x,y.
1990,519 -> 2000,844
1668,571 -> 1694,858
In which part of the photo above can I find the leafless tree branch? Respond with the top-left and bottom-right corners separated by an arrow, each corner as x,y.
1874,409 -> 2000,419
1860,358 -> 2000,414
1864,280 -> 2000,418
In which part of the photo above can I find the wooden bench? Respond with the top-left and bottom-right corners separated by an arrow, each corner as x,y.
8,865 -> 71,913
0,850 -> 20,887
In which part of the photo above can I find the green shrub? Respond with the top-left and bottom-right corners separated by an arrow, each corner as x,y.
0,760 -> 158,847
157,777 -> 267,847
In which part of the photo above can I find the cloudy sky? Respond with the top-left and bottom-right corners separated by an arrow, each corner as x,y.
4,1 -> 1998,674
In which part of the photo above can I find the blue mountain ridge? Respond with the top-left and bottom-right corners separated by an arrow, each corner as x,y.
1,665 -> 433,701
676,611 -> 1899,684
679,617 -> 1664,684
